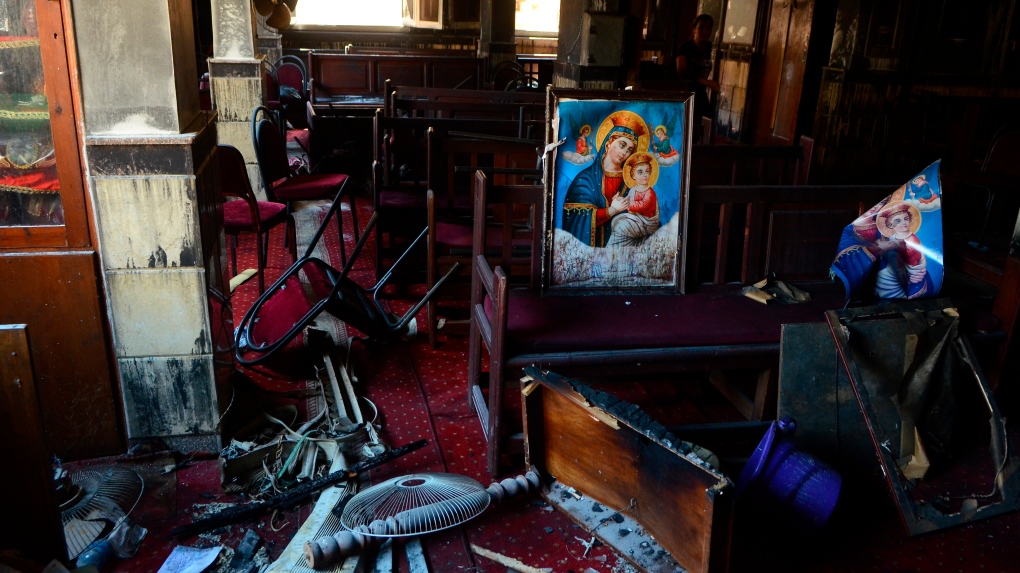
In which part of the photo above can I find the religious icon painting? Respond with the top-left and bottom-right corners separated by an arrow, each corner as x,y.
544,89 -> 694,294
830,159 -> 945,304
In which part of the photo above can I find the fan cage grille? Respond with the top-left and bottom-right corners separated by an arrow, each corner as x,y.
339,473 -> 490,537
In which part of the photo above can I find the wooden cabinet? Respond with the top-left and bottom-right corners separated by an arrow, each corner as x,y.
0,0 -> 122,459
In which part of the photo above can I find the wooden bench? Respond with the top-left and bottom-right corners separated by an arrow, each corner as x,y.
690,136 -> 814,186
683,183 -> 890,292
469,174 -> 894,476
388,86 -> 545,121
308,52 -> 486,114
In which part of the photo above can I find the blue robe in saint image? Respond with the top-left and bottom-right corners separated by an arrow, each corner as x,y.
561,126 -> 633,248
830,160 -> 943,304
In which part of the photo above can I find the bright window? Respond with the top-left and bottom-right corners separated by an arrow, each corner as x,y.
516,0 -> 558,33
290,0 -> 404,27
289,0 -> 560,32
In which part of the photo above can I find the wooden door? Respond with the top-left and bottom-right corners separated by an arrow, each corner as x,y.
753,0 -> 814,145
0,0 -> 122,459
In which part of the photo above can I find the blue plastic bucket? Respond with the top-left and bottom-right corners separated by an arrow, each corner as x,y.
735,418 -> 842,528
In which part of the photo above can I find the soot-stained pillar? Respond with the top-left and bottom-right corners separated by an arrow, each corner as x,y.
209,0 -> 267,197
73,0 -> 230,452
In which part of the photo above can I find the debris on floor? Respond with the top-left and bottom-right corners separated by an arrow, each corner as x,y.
155,545 -> 224,573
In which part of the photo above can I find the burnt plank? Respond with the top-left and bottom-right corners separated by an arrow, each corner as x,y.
524,367 -> 731,573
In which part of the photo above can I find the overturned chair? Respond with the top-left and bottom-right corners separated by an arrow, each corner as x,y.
235,191 -> 460,366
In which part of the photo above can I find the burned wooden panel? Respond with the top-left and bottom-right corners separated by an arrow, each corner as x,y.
0,325 -> 68,562
827,300 -> 1020,535
522,367 -> 732,573
0,252 -> 122,459
778,322 -> 875,472
778,323 -> 840,458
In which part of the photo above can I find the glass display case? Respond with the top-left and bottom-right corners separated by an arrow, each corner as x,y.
0,0 -> 62,226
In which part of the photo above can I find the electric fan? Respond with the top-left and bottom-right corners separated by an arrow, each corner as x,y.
304,470 -> 539,568
58,466 -> 144,559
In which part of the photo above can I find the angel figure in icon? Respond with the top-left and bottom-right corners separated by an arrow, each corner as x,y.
561,112 -> 596,165
652,111 -> 681,167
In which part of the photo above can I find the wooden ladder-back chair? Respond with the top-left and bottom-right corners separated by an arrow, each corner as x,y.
371,111 -> 543,281
425,129 -> 542,347
218,144 -> 289,294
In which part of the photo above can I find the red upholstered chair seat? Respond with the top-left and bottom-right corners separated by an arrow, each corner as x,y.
272,173 -> 348,201
487,284 -> 846,355
218,144 -> 290,294
237,275 -> 317,378
222,198 -> 287,233
301,258 -> 335,301
247,276 -> 313,349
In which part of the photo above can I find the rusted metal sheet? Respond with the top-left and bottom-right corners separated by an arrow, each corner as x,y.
826,299 -> 1020,535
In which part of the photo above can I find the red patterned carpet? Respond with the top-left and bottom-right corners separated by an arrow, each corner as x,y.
83,191 -> 1020,573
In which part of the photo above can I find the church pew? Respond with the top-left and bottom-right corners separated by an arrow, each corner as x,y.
308,52 -> 485,114
690,135 -> 815,186
389,86 -> 545,121
468,174 -> 894,476
683,183 -> 891,292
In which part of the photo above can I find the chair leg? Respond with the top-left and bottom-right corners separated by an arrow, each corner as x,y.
336,202 -> 348,267
486,359 -> 504,477
283,202 -> 293,250
229,234 -> 238,279
256,229 -> 267,294
286,214 -> 297,263
467,310 -> 482,408
262,228 -> 271,267
427,241 -> 437,349
348,194 -> 360,246
374,223 -> 383,282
